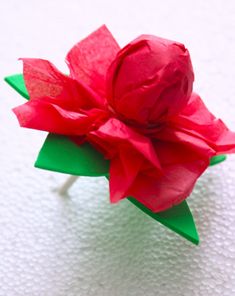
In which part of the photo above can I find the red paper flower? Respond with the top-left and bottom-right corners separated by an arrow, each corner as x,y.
13,25 -> 235,212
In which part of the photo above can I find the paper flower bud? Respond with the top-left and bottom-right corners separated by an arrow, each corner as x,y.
106,35 -> 194,127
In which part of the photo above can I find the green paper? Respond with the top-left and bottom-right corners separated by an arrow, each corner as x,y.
128,198 -> 199,244
35,134 -> 109,177
209,154 -> 227,166
4,74 -> 29,100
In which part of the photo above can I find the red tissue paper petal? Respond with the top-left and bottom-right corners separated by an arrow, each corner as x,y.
66,25 -> 120,97
89,118 -> 162,169
109,150 -> 144,203
13,99 -> 108,136
171,92 -> 235,154
14,58 -> 110,135
20,58 -> 104,109
126,157 -> 208,212
12,25 -> 235,213
110,146 -> 185,209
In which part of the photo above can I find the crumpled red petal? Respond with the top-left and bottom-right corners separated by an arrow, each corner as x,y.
13,99 -> 108,136
124,139 -> 209,212
89,118 -> 162,170
155,125 -> 216,159
109,149 -> 144,203
126,157 -> 208,212
171,92 -> 235,154
13,58 -> 110,135
66,25 -> 120,97
21,58 -> 104,109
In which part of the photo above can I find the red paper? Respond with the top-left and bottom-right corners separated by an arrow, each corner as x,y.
13,25 -> 235,212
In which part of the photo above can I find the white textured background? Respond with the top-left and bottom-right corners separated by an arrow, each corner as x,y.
0,0 -> 235,295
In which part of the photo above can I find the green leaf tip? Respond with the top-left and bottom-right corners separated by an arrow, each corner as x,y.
4,74 -> 29,100
209,154 -> 227,166
128,197 -> 199,245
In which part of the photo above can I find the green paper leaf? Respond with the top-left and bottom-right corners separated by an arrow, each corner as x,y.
4,74 -> 29,100
128,198 -> 199,245
35,134 -> 109,177
209,154 -> 227,166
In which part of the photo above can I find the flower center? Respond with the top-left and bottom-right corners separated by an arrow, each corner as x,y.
108,104 -> 165,137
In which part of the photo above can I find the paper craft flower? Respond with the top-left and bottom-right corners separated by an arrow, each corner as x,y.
5,25 -> 235,244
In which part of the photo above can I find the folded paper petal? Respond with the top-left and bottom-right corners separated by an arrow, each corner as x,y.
155,125 -> 216,159
109,149 -> 144,203
127,159 -> 208,212
126,140 -> 209,212
13,99 -> 108,136
89,118 -> 162,170
21,58 -> 104,109
13,58 -> 110,136
66,25 -> 120,97
172,93 -> 235,154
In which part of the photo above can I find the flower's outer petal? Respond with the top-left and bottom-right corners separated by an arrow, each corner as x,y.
13,99 -> 108,136
172,92 -> 235,154
66,25 -> 120,97
14,58 -> 108,136
89,118 -> 162,170
126,140 -> 209,212
21,58 -> 103,109
109,149 -> 144,203
127,159 -> 208,212
155,126 -> 216,159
